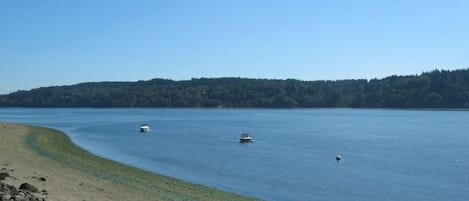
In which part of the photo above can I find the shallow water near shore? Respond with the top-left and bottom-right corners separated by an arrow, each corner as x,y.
1,108 -> 469,201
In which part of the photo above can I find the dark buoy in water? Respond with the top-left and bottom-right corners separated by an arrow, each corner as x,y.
336,154 -> 342,162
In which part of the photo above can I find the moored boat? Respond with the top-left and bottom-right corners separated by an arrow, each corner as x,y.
140,124 -> 150,133
240,133 -> 253,143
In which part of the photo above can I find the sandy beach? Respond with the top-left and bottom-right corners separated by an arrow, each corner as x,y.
0,123 -> 259,201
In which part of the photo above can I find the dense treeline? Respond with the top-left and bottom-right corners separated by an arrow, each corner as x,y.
1,69 -> 469,108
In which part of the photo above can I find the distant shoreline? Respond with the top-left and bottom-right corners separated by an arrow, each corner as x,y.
2,106 -> 469,111
0,123 -> 260,201
2,69 -> 469,108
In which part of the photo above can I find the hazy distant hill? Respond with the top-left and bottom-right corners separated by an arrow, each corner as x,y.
2,69 -> 469,108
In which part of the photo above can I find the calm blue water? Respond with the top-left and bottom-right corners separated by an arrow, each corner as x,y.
0,108 -> 468,201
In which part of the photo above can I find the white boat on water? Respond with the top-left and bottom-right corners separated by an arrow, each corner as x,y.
240,133 -> 253,143
140,124 -> 150,133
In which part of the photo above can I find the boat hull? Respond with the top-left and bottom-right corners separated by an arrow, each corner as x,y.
240,138 -> 253,143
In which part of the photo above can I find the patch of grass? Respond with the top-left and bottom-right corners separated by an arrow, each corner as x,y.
25,126 -> 260,201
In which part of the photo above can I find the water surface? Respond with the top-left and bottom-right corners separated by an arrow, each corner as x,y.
0,108 -> 468,201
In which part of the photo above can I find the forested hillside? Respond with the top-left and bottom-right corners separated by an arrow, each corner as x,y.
1,69 -> 469,108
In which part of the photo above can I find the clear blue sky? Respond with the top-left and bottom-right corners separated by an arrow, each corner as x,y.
1,0 -> 469,94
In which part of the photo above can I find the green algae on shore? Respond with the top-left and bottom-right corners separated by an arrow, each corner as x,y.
23,125 -> 260,201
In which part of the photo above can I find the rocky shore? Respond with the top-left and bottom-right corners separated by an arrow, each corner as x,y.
0,168 -> 47,201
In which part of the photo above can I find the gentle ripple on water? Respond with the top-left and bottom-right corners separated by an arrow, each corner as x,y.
0,108 -> 468,201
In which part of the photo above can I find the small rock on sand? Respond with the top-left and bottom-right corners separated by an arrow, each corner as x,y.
1,181 -> 46,201
41,189 -> 48,195
19,183 -> 39,193
0,181 -> 18,195
0,172 -> 9,181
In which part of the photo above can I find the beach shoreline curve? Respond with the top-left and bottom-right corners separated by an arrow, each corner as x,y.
0,122 -> 260,201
